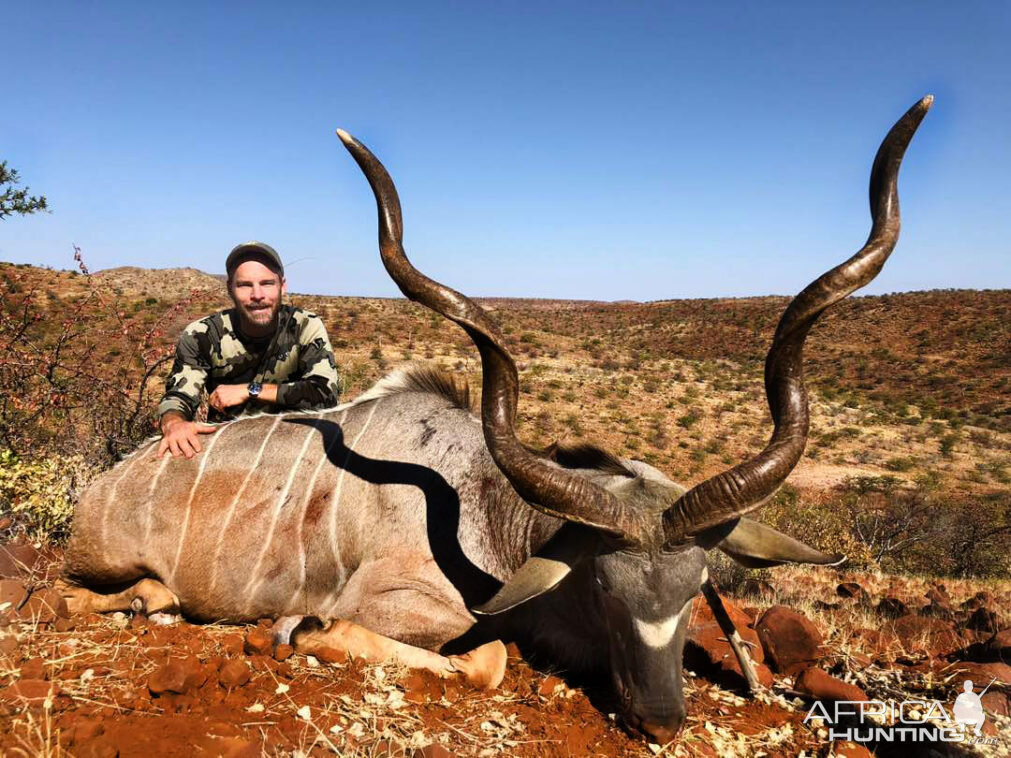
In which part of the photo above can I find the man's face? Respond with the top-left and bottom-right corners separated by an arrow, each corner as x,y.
228,260 -> 286,334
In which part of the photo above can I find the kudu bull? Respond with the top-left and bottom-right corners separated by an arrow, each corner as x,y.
63,96 -> 931,742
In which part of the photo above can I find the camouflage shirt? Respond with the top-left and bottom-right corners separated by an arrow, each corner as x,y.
157,305 -> 341,422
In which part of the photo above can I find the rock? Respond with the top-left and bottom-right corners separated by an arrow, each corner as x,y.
537,675 -> 565,697
67,720 -> 105,745
218,659 -> 251,689
273,643 -> 293,661
875,596 -> 908,619
148,660 -> 188,695
0,544 -> 44,579
243,626 -> 274,656
982,690 -> 1010,718
312,645 -> 347,664
19,657 -> 45,679
833,742 -> 874,758
148,657 -> 205,696
944,661 -> 1011,686
964,607 -> 999,634
847,652 -> 872,669
685,594 -> 767,688
961,596 -> 983,611
755,605 -> 823,675
0,635 -> 17,657
887,615 -> 961,658
795,667 -> 868,702
987,629 -> 1011,661
921,586 -> 954,620
0,517 -> 11,531
926,584 -> 951,605
837,582 -> 867,600
0,679 -> 59,703
969,590 -> 994,607
0,579 -> 28,610
16,589 -> 69,625
919,601 -> 955,621
220,633 -> 244,656
741,578 -> 776,601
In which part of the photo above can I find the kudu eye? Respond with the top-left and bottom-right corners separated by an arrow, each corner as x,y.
594,572 -> 611,592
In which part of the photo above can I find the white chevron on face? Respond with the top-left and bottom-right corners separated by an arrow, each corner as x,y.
633,598 -> 693,649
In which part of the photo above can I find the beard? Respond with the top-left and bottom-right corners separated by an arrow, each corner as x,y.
234,299 -> 281,335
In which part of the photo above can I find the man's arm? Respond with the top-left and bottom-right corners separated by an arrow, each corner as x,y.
157,324 -> 216,458
158,410 -> 216,458
274,314 -> 341,410
205,314 -> 340,413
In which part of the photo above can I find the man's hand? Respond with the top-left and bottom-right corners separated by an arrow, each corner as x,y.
158,413 -> 217,458
207,383 -> 250,414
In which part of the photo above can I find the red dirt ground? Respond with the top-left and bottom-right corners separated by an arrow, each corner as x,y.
2,544 -> 1008,757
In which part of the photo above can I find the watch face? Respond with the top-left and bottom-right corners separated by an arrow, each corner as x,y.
248,382 -> 262,397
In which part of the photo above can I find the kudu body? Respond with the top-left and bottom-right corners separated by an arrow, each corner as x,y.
63,97 -> 931,742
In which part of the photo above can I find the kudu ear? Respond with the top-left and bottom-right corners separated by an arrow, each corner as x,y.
472,524 -> 602,615
697,518 -> 845,569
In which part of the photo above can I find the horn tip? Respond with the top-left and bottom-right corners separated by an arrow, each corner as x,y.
920,94 -> 934,110
335,128 -> 353,144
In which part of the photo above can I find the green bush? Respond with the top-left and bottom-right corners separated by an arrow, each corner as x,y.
0,449 -> 92,542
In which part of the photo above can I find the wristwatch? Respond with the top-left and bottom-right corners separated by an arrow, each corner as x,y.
247,381 -> 262,399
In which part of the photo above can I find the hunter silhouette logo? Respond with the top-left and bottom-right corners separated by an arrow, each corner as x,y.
953,678 -> 994,737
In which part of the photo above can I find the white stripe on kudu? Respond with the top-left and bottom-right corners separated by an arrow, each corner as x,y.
142,453 -> 172,546
100,451 -> 146,547
287,408 -> 348,614
168,424 -> 228,582
243,415 -> 322,610
208,414 -> 282,595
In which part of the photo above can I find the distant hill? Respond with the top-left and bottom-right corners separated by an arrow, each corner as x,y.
94,266 -> 226,299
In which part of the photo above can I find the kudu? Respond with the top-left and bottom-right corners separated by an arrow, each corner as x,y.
62,96 -> 931,742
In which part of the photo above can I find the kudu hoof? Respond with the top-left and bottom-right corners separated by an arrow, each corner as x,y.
448,640 -> 508,690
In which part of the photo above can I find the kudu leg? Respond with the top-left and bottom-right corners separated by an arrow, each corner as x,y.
700,578 -> 763,694
56,577 -> 180,617
293,618 -> 506,689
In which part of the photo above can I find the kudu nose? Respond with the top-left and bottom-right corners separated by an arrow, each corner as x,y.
639,719 -> 683,744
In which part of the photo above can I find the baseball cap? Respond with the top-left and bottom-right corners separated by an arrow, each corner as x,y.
226,241 -> 284,278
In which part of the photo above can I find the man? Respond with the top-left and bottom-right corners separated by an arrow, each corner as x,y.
157,241 -> 341,458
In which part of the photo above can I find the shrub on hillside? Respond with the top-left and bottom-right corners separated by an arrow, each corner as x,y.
761,478 -> 1011,579
762,484 -> 875,570
0,249 -> 217,466
0,449 -> 93,542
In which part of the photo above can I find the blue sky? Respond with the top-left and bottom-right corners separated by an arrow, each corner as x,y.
2,2 -> 1008,300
